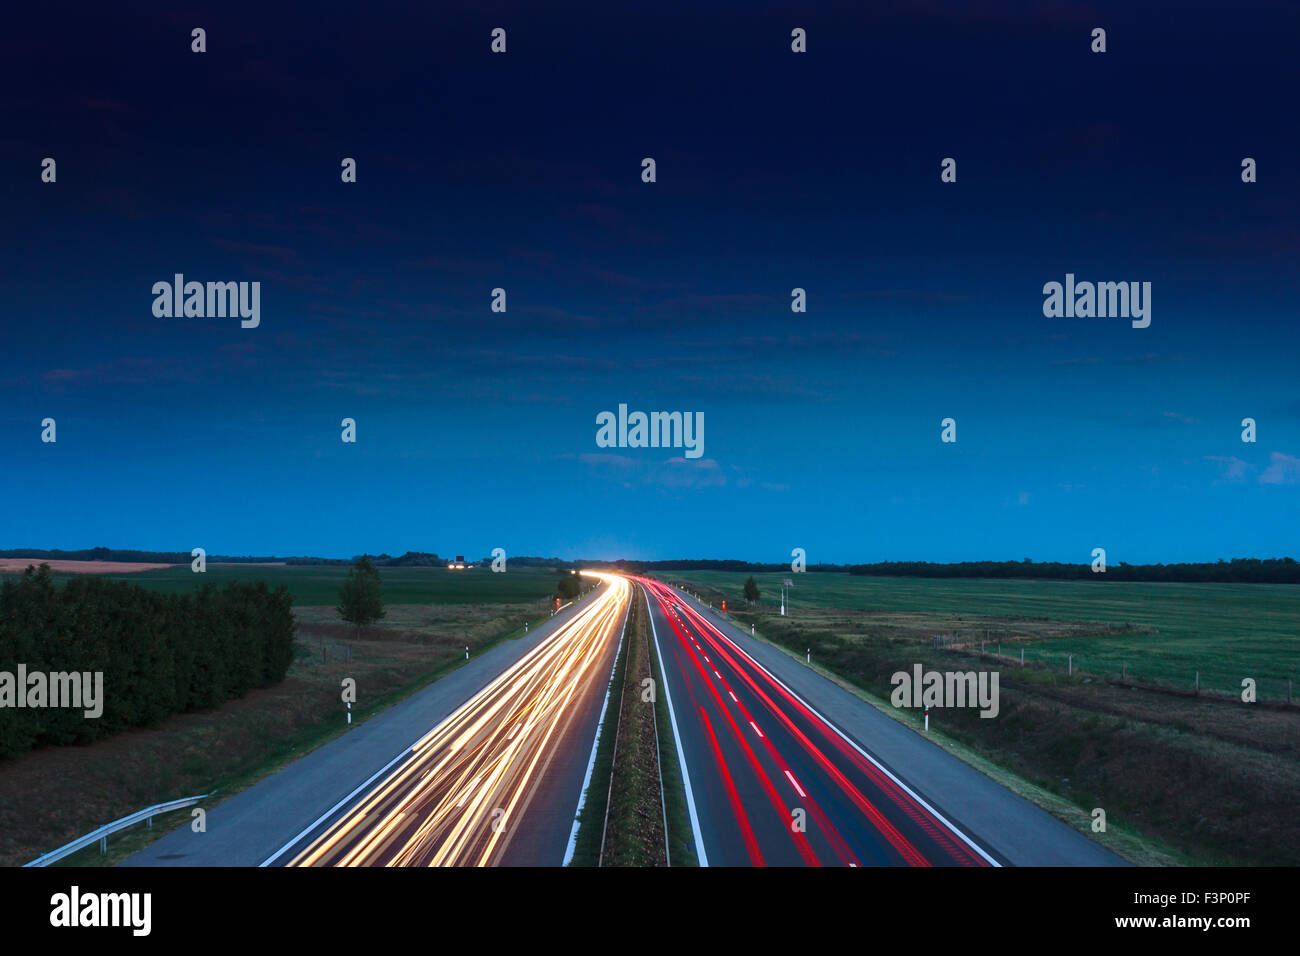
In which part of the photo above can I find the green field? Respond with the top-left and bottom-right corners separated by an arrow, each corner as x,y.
663,571 -> 1300,696
36,564 -> 565,607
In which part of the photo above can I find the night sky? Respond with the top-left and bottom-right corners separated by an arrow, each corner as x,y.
2,1 -> 1297,563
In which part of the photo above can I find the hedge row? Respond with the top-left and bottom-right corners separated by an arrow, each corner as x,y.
0,564 -> 295,759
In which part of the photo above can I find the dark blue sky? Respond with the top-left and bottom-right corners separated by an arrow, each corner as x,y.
2,1 -> 1297,563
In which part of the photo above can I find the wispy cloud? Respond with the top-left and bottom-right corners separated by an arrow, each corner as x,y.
1205,455 -> 1251,483
1260,452 -> 1300,486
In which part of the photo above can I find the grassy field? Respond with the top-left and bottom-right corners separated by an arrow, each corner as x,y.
26,563 -> 565,608
658,570 -> 1300,865
665,571 -> 1300,697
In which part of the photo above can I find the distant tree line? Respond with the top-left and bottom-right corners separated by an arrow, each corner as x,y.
846,558 -> 1300,583
7,548 -> 1296,584
0,548 -> 584,570
0,564 -> 295,760
585,559 -> 844,573
0,547 -> 299,564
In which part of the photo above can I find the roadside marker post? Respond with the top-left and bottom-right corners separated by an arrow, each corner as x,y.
806,648 -> 810,664
465,645 -> 469,659
924,706 -> 929,732
346,701 -> 351,725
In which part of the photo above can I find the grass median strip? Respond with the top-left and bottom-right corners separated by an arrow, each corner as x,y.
570,584 -> 695,866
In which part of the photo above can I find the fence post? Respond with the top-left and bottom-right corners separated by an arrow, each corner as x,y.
1195,671 -> 1199,694
1021,648 -> 1024,667
1068,654 -> 1073,676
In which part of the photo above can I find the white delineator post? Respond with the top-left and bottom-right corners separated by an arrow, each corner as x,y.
347,701 -> 351,725
924,706 -> 929,732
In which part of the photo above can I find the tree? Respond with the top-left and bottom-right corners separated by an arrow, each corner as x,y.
337,554 -> 385,638
743,576 -> 760,603
557,569 -> 581,600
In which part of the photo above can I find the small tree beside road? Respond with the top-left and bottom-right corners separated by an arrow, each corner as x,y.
557,569 -> 581,600
338,554 -> 385,638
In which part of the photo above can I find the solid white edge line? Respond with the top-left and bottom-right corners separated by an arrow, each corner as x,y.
676,586 -> 1002,868
562,582 -> 630,866
644,583 -> 710,867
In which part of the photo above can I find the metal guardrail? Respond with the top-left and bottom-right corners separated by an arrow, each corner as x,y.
24,791 -> 214,867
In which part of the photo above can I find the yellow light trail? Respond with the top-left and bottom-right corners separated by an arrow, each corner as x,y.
290,572 -> 630,867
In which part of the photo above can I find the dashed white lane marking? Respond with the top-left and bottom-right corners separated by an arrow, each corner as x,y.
749,720 -> 764,738
784,769 -> 807,798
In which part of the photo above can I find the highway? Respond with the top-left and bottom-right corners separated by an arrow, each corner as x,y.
639,576 -> 1118,867
122,575 -> 627,867
120,569 -> 1120,868
285,573 -> 629,867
